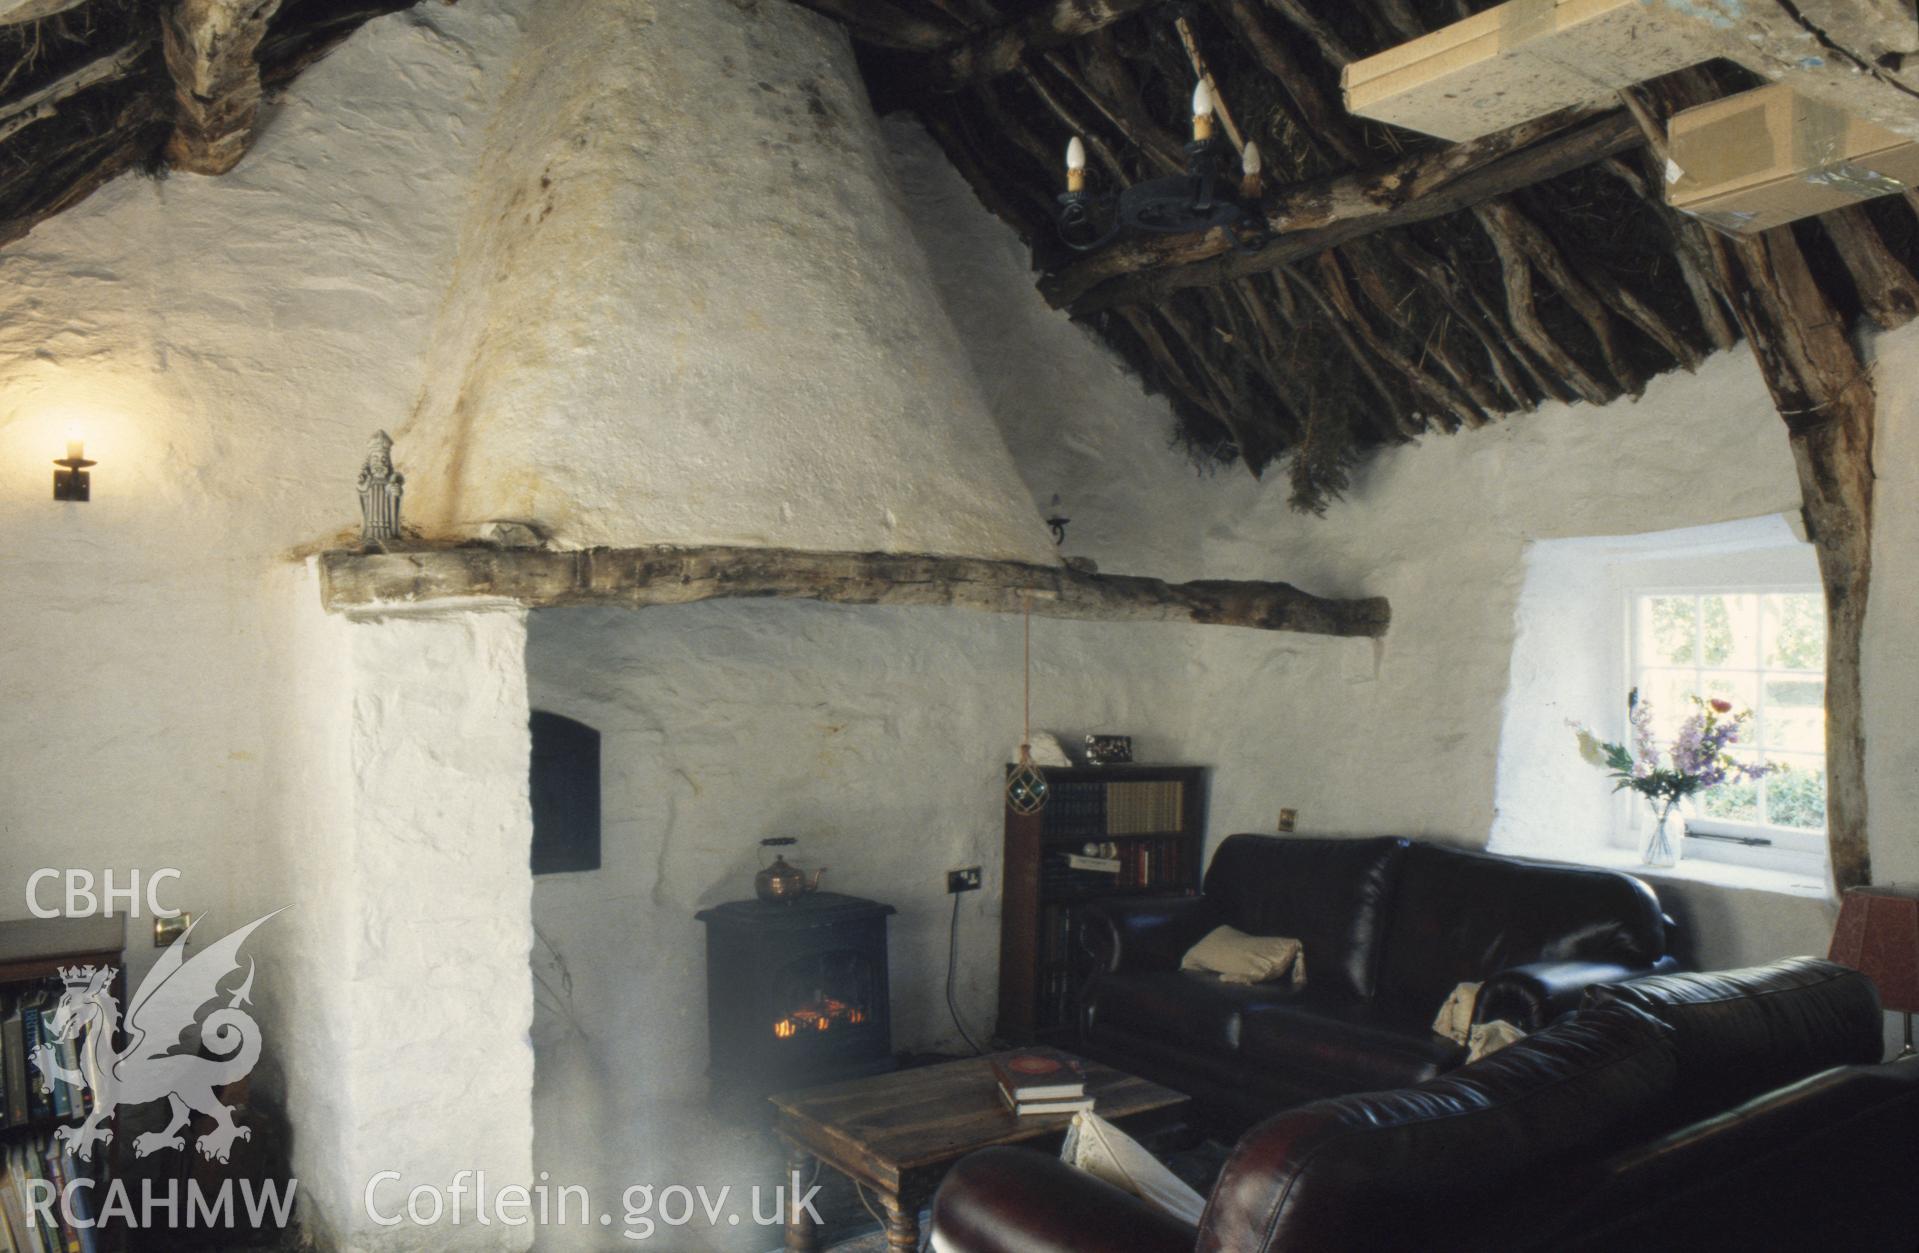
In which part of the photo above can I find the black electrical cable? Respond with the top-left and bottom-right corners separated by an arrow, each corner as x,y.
946,890 -> 985,1055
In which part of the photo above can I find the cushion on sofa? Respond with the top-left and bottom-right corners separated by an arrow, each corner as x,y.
1584,956 -> 1883,1122
1085,970 -> 1302,1057
1375,844 -> 1667,1019
1201,835 -> 1409,1001
1239,999 -> 1467,1091
1180,926 -> 1306,986
1199,1001 -> 1678,1253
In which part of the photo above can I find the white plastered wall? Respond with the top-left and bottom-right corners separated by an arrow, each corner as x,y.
265,573 -> 536,1251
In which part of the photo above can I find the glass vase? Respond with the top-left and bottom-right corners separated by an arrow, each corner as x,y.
1643,805 -> 1679,869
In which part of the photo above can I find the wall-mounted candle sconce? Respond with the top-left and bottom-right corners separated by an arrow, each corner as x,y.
53,431 -> 94,501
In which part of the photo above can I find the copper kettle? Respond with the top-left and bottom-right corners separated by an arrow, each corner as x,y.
755,837 -> 826,903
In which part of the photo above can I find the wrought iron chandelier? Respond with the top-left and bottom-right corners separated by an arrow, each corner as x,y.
1055,80 -> 1266,254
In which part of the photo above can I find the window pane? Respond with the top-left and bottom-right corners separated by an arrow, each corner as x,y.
1764,678 -> 1826,754
1698,763 -> 1761,824
1698,671 -> 1758,714
1763,593 -> 1824,672
1701,594 -> 1758,668
1641,596 -> 1697,666
1763,753 -> 1827,830
1635,671 -> 1695,742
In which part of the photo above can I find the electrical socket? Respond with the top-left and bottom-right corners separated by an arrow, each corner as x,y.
946,866 -> 983,893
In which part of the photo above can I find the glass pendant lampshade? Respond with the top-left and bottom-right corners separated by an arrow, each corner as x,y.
1007,746 -> 1049,815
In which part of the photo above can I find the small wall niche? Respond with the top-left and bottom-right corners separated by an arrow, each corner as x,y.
530,710 -> 601,875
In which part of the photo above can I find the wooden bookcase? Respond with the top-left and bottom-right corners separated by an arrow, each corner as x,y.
996,764 -> 1208,1044
0,916 -> 124,1248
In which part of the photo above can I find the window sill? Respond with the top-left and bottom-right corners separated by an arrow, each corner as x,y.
1546,847 -> 1833,900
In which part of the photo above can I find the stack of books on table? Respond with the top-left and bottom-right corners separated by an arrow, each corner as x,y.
993,1049 -> 1093,1117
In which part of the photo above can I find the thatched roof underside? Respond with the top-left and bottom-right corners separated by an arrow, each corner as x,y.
830,0 -> 1919,510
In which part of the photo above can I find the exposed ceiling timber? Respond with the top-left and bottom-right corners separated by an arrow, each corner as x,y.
0,0 -> 425,251
0,0 -> 87,24
162,0 -> 282,175
827,0 -> 1919,511
1046,108 -> 1642,312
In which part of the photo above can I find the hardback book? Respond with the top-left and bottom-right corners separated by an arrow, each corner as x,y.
1065,854 -> 1120,874
998,1087 -> 1096,1118
990,1048 -> 1087,1101
1,1011 -> 26,1128
20,1010 -> 48,1124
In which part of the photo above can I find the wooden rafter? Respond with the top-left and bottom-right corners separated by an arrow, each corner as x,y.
0,0 -> 86,23
161,0 -> 282,175
318,546 -> 1393,638
1043,109 -> 1641,312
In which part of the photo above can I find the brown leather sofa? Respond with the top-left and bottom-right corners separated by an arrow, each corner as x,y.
932,958 -> 1911,1253
1078,834 -> 1678,1127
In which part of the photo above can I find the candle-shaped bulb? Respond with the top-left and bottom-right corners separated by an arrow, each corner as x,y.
1192,79 -> 1215,141
64,425 -> 83,462
1241,141 -> 1261,176
1066,135 -> 1086,192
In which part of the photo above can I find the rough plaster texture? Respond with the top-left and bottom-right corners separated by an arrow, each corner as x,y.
398,0 -> 1058,562
263,574 -> 537,1249
0,0 -> 1916,1246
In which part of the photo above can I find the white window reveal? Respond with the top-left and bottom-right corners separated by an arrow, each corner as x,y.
1489,515 -> 1829,891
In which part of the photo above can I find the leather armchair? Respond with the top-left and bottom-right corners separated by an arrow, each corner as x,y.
1476,957 -> 1680,1031
929,1147 -> 1194,1253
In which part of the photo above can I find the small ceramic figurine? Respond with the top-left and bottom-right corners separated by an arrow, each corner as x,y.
357,430 -> 404,544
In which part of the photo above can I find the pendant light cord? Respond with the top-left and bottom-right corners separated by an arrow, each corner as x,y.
1021,593 -> 1032,755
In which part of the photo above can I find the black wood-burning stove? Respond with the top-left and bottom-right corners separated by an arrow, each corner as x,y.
695,892 -> 896,1117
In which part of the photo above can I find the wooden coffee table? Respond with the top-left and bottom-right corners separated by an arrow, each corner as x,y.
769,1051 -> 1187,1251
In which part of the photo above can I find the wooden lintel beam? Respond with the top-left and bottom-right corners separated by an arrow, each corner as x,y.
1044,109 -> 1641,313
318,546 -> 1391,638
161,0 -> 283,175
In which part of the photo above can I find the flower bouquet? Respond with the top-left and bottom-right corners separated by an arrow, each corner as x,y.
1571,690 -> 1774,867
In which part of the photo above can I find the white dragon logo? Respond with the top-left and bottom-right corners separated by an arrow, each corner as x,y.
30,910 -> 280,1164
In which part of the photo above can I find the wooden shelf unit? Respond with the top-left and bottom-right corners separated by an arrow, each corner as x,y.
997,764 -> 1208,1044
0,916 -> 124,1253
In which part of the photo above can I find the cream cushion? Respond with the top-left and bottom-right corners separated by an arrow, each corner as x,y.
1179,925 -> 1307,987
1433,979 -> 1527,1061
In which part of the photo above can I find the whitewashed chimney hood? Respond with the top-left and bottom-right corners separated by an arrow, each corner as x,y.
398,0 -> 1059,566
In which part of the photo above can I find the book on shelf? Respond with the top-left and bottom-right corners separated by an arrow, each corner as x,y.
991,1047 -> 1088,1100
1,1013 -> 24,1130
1065,854 -> 1119,874
0,1132 -> 97,1253
1,984 -> 92,1133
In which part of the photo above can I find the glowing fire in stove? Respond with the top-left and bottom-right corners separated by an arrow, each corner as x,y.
773,997 -> 867,1039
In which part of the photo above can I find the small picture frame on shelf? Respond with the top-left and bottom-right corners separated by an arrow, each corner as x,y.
1084,734 -> 1132,766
